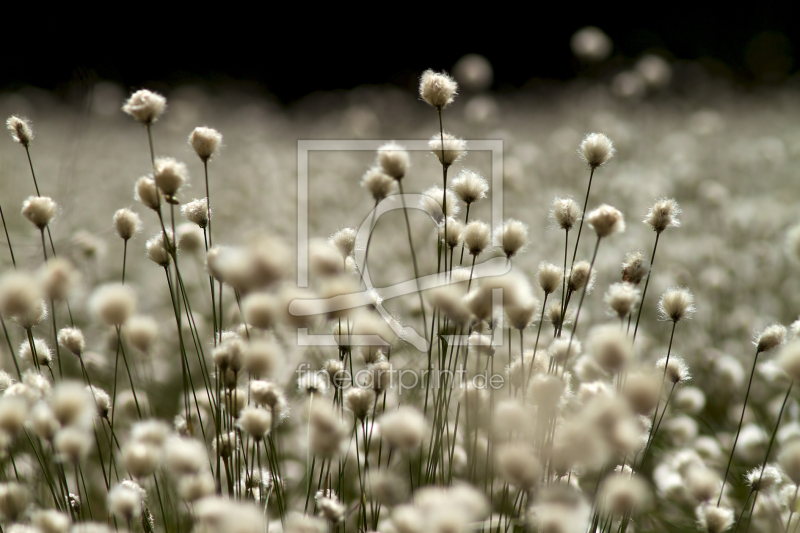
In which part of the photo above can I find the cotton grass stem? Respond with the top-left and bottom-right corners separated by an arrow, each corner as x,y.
632,232 -> 660,343
396,180 -> 429,343
719,347 -> 762,506
563,235 -> 601,374
0,202 -> 16,268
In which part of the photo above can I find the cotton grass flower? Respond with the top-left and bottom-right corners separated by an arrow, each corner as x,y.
108,481 -> 145,523
419,69 -> 458,108
122,89 -> 166,125
237,406 -> 272,440
361,167 -> 396,201
696,504 -> 734,533
181,198 -> 209,228
329,227 -> 357,259
21,196 -> 57,229
463,221 -> 491,256
745,464 -> 782,491
656,355 -> 692,384
89,284 -> 136,326
146,231 -> 172,267
604,282 -> 640,320
376,142 -> 410,180
380,406 -> 425,451
567,261 -> 596,293
189,126 -> 222,161
0,272 -> 42,319
420,186 -> 460,224
11,297 -> 47,329
586,204 -> 625,238
153,157 -> 188,200
754,323 -> 786,353
113,208 -> 142,240
134,176 -> 160,210
658,287 -> 696,322
644,198 -> 682,233
18,337 -> 52,368
495,219 -> 528,259
579,132 -> 615,168
451,169 -> 488,205
6,116 -> 33,146
621,250 -> 650,284
537,262 -> 563,295
429,132 -> 466,167
550,196 -> 582,231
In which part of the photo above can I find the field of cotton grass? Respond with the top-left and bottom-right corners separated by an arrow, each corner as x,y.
2,61 -> 800,533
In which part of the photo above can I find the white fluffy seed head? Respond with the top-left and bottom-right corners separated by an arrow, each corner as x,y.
745,464 -> 782,491
28,402 -> 59,441
108,481 -> 145,522
579,133 -> 616,168
506,298 -> 539,331
165,436 -> 207,476
18,337 -> 52,367
21,196 -> 57,229
590,325 -> 632,375
586,204 -> 625,238
177,223 -> 203,254
11,297 -> 47,329
181,198 -> 209,228
440,217 -> 464,249
53,426 -> 91,462
656,355 -> 692,384
113,208 -> 142,240
644,198 -> 682,233
451,169 -> 488,205
621,250 -> 650,285
153,157 -> 188,199
50,381 -> 93,428
550,196 -> 582,231
0,272 -> 42,318
39,258 -> 77,302
496,442 -> 541,490
31,509 -> 71,533
237,406 -> 272,440
124,315 -> 158,354
361,167 -> 396,201
495,219 -> 528,259
604,282 -> 640,319
243,340 -> 278,378
420,186 -> 461,225
568,261 -> 596,293
464,220 -> 491,256
329,227 -> 357,259
6,116 -> 33,146
134,176 -> 160,210
598,473 -> 651,517
346,388 -> 376,420
622,372 -> 661,415
380,406 -> 425,451
696,504 -> 734,533
122,89 -> 167,125
89,284 -> 136,326
658,287 -> 696,322
778,342 -> 800,382
87,386 -> 111,419
123,441 -> 159,478
419,69 -> 458,108
0,482 -> 30,522
429,132 -> 467,167
377,142 -> 410,180
146,230 -> 172,267
537,262 -> 563,295
189,126 -> 222,161
754,323 -> 786,353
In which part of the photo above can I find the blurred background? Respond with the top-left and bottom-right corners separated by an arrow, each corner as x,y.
1,8 -> 798,102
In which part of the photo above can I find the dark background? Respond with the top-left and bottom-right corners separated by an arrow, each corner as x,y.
1,8 -> 795,104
